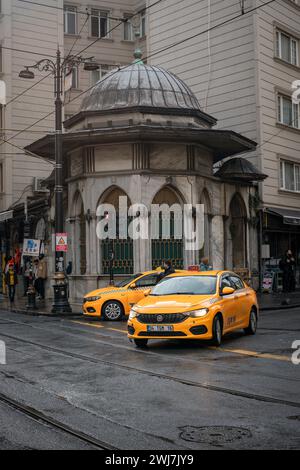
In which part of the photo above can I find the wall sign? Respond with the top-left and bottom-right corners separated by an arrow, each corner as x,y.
56,233 -> 68,252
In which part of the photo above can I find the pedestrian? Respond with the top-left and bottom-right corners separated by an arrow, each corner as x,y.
279,249 -> 296,293
33,258 -> 40,296
199,257 -> 212,271
157,260 -> 175,281
22,256 -> 31,296
5,261 -> 17,303
5,256 -> 13,274
36,254 -> 47,300
66,261 -> 72,276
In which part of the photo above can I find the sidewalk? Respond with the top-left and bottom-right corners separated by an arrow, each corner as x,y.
0,295 -> 82,317
257,290 -> 300,311
0,291 -> 299,316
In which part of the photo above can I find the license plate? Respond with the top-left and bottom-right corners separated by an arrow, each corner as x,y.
147,325 -> 174,332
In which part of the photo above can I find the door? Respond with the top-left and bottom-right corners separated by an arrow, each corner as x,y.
218,274 -> 239,332
228,274 -> 250,326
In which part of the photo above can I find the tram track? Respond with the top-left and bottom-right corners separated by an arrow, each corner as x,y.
0,391 -> 118,450
1,330 -> 300,410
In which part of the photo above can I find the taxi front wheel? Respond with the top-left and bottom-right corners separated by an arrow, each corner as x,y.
134,339 -> 148,348
102,301 -> 124,321
211,315 -> 222,347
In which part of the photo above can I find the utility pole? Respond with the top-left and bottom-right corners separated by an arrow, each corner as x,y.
19,49 -> 99,313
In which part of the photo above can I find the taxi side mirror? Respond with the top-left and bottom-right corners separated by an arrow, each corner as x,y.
221,286 -> 235,296
129,282 -> 137,289
144,288 -> 151,296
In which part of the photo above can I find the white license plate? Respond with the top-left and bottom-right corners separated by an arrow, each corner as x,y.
147,325 -> 174,332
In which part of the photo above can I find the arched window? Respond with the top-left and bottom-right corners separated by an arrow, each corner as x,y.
35,218 -> 46,241
99,187 -> 133,274
229,193 -> 247,269
151,186 -> 184,269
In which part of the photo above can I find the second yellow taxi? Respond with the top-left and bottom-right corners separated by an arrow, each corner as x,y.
127,271 -> 258,347
83,269 -> 184,321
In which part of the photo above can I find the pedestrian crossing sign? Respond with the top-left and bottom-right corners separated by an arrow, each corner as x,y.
56,233 -> 68,252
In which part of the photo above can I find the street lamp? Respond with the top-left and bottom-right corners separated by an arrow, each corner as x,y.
19,49 -> 99,314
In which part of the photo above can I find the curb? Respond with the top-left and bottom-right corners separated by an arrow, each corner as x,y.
8,307 -> 83,318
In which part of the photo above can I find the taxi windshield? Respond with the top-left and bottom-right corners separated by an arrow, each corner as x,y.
115,274 -> 142,288
151,276 -> 217,295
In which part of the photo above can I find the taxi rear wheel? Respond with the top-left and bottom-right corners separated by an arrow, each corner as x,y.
102,301 -> 124,321
244,309 -> 257,335
134,339 -> 148,348
211,315 -> 222,347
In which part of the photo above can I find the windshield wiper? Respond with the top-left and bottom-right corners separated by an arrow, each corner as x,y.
157,292 -> 197,295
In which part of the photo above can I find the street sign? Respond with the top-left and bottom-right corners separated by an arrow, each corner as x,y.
23,239 -> 41,257
56,233 -> 68,252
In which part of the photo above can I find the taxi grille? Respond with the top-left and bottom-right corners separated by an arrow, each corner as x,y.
137,313 -> 187,324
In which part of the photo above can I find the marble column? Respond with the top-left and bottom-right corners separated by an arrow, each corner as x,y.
211,215 -> 225,270
89,214 -> 98,274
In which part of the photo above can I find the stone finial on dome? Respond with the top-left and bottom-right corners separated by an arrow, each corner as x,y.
133,47 -> 143,64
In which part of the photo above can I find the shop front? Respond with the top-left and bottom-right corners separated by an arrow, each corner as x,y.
262,207 -> 300,289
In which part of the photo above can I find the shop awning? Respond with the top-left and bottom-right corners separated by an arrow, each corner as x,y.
266,207 -> 300,226
0,210 -> 13,223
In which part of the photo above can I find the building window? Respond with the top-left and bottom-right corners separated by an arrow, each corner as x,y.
91,64 -> 113,85
123,14 -> 133,41
276,30 -> 298,66
277,94 -> 299,128
71,67 -> 78,89
280,160 -> 300,192
91,9 -> 110,38
64,5 -> 77,35
140,9 -> 146,37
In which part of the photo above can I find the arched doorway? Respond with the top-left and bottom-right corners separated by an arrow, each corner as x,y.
151,186 -> 184,269
99,187 -> 133,274
200,189 -> 212,261
229,194 -> 247,269
73,192 -> 86,275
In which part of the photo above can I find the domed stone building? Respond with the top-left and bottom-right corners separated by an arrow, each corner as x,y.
27,54 -> 265,300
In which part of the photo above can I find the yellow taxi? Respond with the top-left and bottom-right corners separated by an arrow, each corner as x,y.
83,270 -> 185,321
127,271 -> 258,347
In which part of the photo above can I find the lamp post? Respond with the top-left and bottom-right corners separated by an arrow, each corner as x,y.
19,49 -> 99,314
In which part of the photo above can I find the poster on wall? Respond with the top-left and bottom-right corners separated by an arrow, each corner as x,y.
262,271 -> 274,293
23,239 -> 41,257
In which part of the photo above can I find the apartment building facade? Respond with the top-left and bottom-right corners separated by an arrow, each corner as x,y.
147,0 -> 300,280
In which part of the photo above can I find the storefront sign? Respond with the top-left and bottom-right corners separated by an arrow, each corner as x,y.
23,238 -> 41,256
56,233 -> 68,252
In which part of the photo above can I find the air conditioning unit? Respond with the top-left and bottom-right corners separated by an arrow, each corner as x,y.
33,177 -> 49,193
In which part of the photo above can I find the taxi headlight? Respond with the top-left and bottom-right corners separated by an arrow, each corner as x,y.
84,295 -> 101,302
184,308 -> 209,318
129,307 -> 139,320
